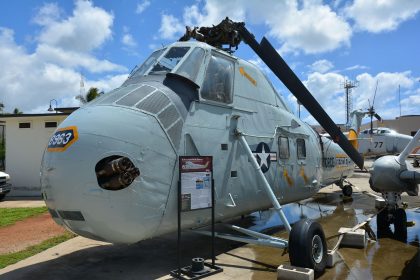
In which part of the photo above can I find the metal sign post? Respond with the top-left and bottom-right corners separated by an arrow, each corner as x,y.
170,156 -> 222,279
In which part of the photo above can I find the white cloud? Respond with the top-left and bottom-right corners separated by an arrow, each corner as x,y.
36,44 -> 126,73
352,71 -> 414,118
345,0 -> 420,33
159,14 -> 184,40
401,90 -> 420,116
159,0 -> 352,54
86,74 -> 129,94
121,27 -> 137,48
33,2 -> 62,26
308,59 -> 334,74
0,2 -> 128,113
299,70 -> 418,124
136,0 -> 151,14
344,65 -> 368,71
37,0 -> 113,52
32,0 -> 124,73
122,33 -> 137,47
303,71 -> 347,123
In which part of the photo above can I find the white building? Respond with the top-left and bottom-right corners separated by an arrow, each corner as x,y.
0,108 -> 77,196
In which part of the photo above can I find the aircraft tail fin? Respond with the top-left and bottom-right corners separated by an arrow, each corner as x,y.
348,129 -> 359,150
347,110 -> 367,150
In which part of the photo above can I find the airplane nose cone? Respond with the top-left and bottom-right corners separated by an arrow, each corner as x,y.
41,104 -> 177,243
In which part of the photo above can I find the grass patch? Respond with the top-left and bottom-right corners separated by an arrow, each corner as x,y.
0,207 -> 48,228
0,231 -> 76,269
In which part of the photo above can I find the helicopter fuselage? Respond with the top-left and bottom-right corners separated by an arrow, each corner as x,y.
41,41 -> 353,243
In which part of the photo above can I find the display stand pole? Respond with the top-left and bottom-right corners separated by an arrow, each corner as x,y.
170,156 -> 222,279
211,178 -> 215,266
177,180 -> 181,277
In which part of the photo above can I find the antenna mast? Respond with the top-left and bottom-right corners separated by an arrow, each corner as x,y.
342,79 -> 358,126
80,73 -> 85,97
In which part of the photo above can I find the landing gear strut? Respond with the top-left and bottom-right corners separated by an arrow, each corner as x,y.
376,208 -> 407,242
236,130 -> 327,273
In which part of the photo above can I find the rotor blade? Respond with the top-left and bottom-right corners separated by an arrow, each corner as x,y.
372,80 -> 379,107
374,113 -> 382,121
239,33 -> 363,168
397,129 -> 420,163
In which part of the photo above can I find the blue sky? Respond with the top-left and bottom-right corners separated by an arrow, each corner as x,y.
0,0 -> 419,125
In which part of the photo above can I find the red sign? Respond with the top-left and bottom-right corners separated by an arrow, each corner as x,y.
180,156 -> 212,173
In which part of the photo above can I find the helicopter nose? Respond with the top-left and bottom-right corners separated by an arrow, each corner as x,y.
41,104 -> 177,243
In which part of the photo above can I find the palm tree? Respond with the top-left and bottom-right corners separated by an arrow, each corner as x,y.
76,87 -> 103,104
13,108 -> 23,114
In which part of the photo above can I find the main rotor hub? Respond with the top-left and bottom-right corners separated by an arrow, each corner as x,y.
179,17 -> 244,53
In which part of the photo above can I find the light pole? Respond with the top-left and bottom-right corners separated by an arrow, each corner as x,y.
48,99 -> 58,113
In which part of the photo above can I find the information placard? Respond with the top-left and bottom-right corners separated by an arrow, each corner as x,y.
179,156 -> 213,211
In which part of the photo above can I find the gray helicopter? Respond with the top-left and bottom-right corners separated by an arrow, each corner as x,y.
41,18 -> 367,273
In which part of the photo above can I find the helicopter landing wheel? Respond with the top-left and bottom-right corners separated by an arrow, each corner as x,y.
289,219 -> 327,273
342,185 -> 353,197
413,159 -> 419,168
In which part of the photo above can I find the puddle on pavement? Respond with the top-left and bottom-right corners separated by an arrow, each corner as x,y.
227,192 -> 420,279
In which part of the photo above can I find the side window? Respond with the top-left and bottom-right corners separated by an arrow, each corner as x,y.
176,47 -> 205,83
45,122 -> 57,128
278,136 -> 289,159
201,53 -> 234,103
297,138 -> 306,159
19,122 -> 31,128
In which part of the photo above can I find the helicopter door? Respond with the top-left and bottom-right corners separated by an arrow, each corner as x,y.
277,135 -> 294,201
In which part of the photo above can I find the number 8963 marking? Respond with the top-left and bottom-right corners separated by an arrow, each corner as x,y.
47,126 -> 79,152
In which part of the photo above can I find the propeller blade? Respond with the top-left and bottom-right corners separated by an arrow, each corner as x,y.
400,170 -> 420,184
250,37 -> 364,169
374,113 -> 382,121
397,129 -> 420,163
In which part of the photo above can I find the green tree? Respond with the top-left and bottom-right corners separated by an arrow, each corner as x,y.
76,87 -> 103,104
0,102 -> 4,114
13,108 -> 23,114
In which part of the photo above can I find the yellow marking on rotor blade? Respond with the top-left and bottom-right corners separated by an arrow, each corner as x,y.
299,166 -> 308,184
283,169 -> 294,187
239,67 -> 257,86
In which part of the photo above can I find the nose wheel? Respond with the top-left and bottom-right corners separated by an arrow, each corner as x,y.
289,219 -> 327,273
342,184 -> 353,197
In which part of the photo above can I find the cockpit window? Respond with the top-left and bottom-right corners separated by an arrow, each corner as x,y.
201,53 -> 234,103
175,47 -> 205,83
130,48 -> 166,78
149,47 -> 190,74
